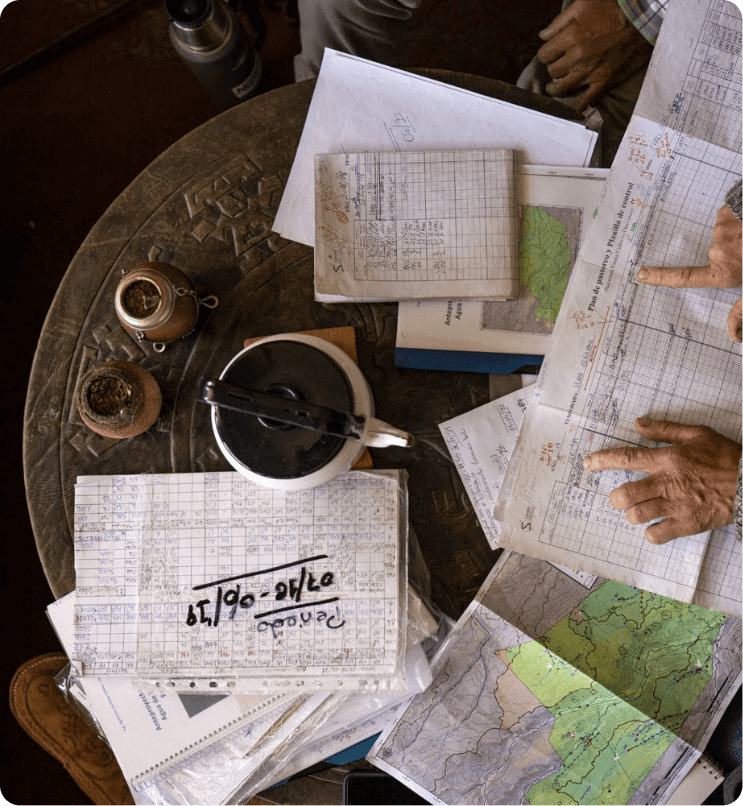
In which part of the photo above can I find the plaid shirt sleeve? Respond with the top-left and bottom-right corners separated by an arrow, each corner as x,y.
617,0 -> 669,45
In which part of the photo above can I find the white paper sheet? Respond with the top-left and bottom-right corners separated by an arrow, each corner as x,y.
273,50 -> 598,247
439,385 -> 599,586
439,386 -> 532,548
495,0 -> 742,615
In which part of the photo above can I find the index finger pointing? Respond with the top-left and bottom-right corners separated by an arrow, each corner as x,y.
637,264 -> 718,288
583,445 -> 657,473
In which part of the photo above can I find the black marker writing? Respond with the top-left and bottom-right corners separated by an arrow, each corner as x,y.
257,595 -> 339,619
186,562 -> 336,628
192,554 -> 328,591
256,604 -> 346,640
186,584 -> 257,627
274,568 -> 335,606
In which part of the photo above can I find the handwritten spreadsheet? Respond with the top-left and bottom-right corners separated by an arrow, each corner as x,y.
495,0 -> 742,616
73,470 -> 406,690
314,149 -> 519,301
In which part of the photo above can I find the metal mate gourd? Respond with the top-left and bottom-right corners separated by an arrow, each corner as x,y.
115,261 -> 218,352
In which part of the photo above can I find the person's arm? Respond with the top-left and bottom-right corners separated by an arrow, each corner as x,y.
726,180 -> 743,341
724,181 -> 742,539
535,0 -> 655,111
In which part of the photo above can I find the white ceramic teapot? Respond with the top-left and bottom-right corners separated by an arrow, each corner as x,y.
200,333 -> 414,489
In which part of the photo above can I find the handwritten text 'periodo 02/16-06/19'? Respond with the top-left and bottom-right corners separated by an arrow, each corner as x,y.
184,554 -> 344,637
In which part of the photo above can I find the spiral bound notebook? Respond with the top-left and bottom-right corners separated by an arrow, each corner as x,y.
47,593 -> 297,787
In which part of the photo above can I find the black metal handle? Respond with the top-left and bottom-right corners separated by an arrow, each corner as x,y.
200,378 -> 364,440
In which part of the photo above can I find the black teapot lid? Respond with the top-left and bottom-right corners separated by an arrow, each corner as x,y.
212,339 -> 356,480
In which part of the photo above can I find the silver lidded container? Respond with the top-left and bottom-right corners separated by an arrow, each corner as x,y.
115,262 -> 217,352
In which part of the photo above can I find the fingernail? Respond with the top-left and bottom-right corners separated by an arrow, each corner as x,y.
636,416 -> 651,426
582,457 -> 593,470
637,269 -> 649,281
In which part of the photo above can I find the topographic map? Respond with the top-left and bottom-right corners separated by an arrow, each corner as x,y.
369,553 -> 741,805
481,205 -> 582,336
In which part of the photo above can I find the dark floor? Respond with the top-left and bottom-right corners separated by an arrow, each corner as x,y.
0,1 -> 560,803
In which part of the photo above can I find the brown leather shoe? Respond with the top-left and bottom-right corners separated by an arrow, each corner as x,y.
9,653 -> 332,805
9,653 -> 134,806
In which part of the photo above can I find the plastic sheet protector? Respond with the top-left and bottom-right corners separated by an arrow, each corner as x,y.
47,593 -> 300,789
72,470 -> 408,691
495,0 -> 742,616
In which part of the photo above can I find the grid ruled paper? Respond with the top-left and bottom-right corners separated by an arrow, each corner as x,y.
72,470 -> 406,690
314,149 -> 519,301
495,0 -> 742,616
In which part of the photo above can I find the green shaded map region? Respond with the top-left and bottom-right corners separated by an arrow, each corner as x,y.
519,206 -> 571,323
506,581 -> 726,805
370,554 -> 739,806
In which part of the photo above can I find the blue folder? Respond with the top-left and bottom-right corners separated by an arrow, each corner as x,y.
395,347 -> 543,375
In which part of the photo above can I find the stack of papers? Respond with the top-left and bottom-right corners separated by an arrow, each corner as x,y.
493,0 -> 743,615
52,469 -> 450,802
274,49 -> 602,366
49,589 -> 439,804
273,49 -> 598,249
71,470 -> 408,692
361,2 -> 742,802
47,11 -> 742,798
361,383 -> 739,805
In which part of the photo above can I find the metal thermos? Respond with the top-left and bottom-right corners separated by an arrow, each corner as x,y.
165,0 -> 261,109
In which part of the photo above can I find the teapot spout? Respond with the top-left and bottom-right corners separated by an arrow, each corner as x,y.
364,418 -> 415,449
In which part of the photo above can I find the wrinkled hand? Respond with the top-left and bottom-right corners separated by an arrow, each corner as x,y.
536,0 -> 653,111
583,418 -> 741,543
638,205 -> 743,341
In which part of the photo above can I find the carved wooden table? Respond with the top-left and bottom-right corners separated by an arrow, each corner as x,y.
24,71 -> 581,618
